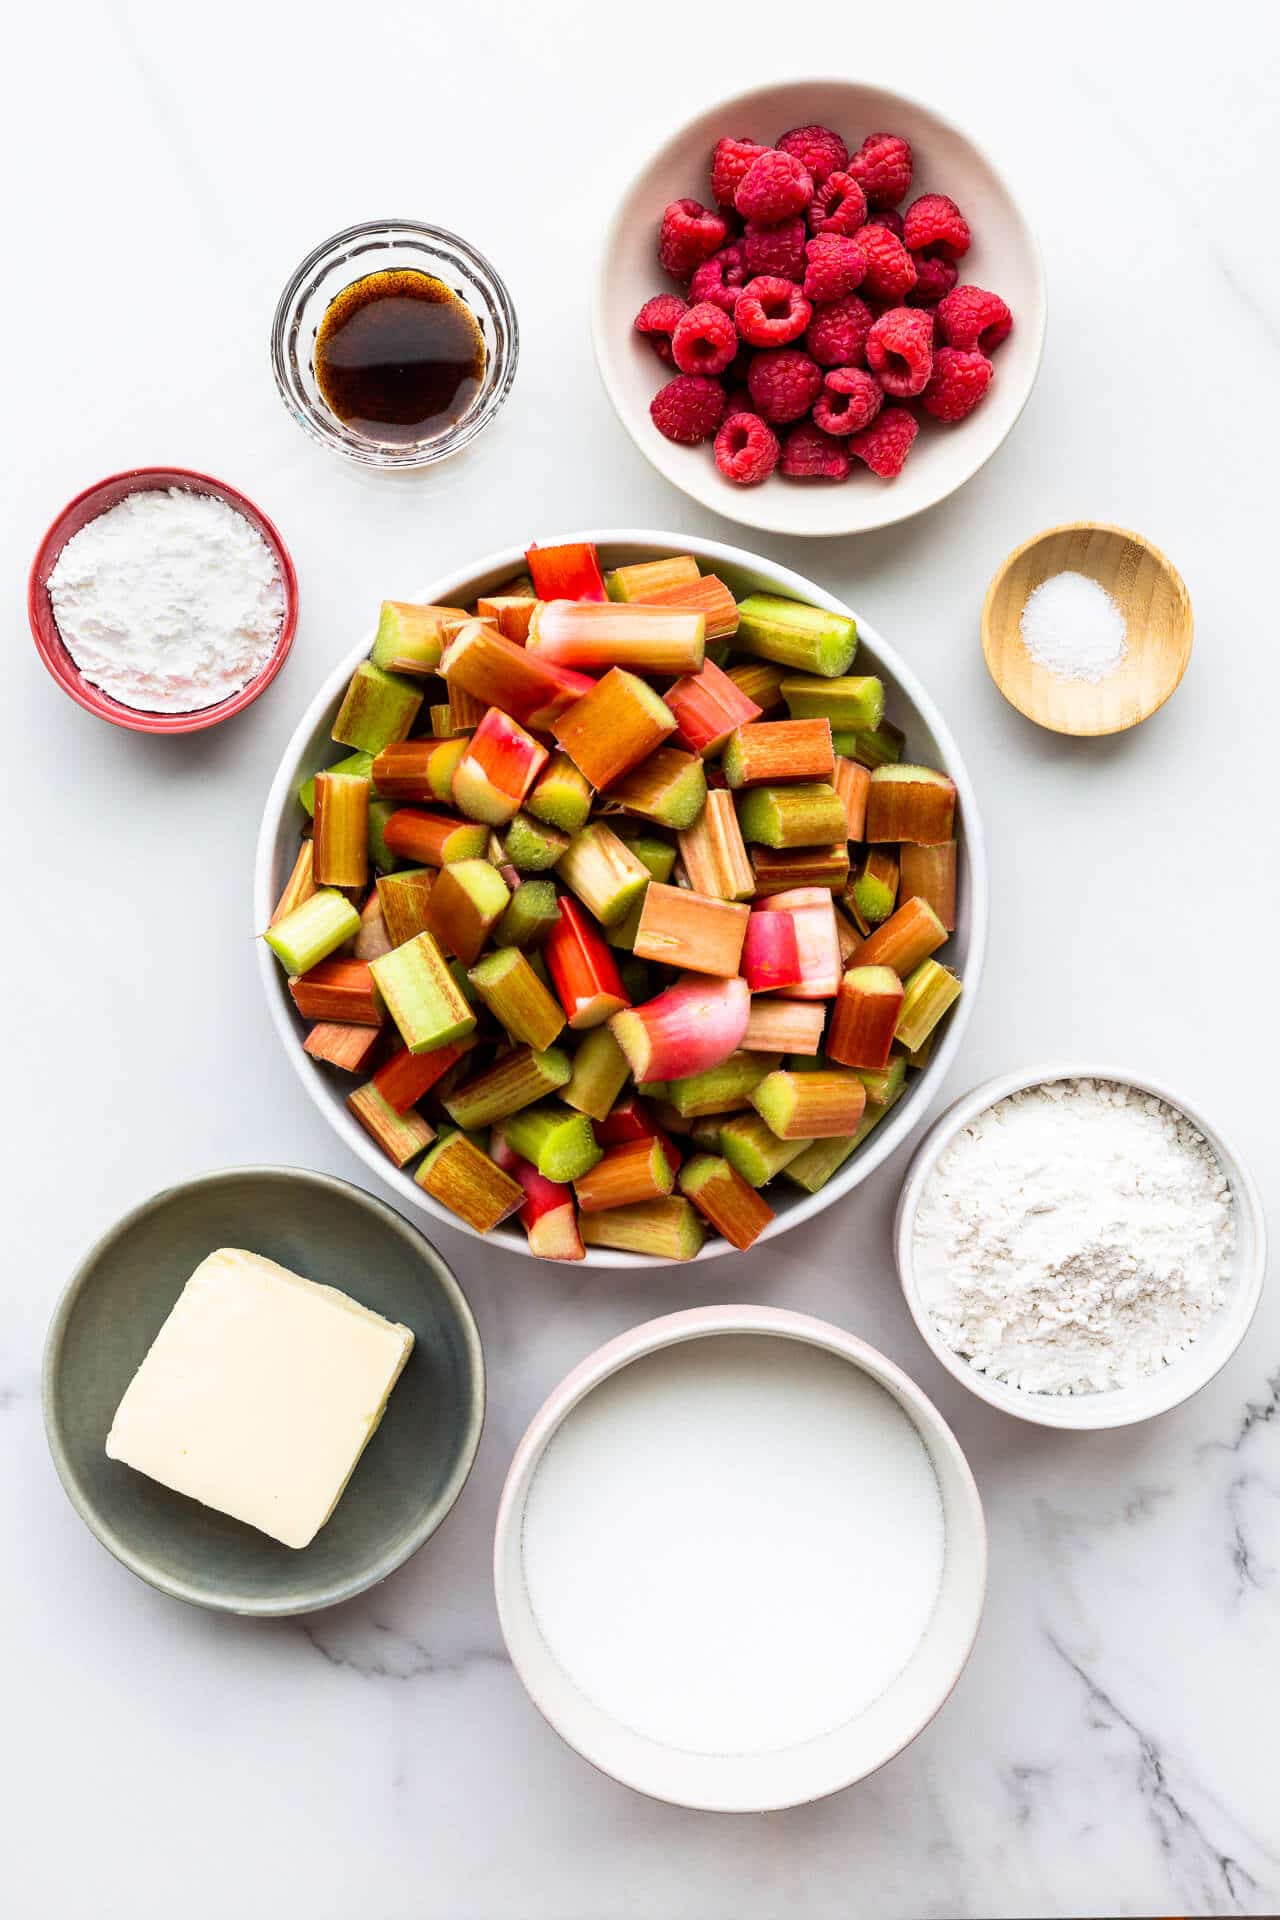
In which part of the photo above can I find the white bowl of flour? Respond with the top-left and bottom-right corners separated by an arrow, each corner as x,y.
895,1066 -> 1266,1429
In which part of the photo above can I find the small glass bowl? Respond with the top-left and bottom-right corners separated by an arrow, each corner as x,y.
271,219 -> 519,470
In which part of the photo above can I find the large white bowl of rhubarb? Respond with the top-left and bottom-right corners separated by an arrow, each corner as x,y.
255,532 -> 987,1265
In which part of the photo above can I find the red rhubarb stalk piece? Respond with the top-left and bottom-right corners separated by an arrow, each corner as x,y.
665,656 -> 763,757
452,708 -> 549,826
373,1039 -> 473,1114
758,889 -> 842,998
490,1135 -> 585,1259
594,1095 -> 681,1174
525,540 -> 607,602
741,910 -> 804,992
442,621 -> 595,731
609,975 -> 750,1083
543,897 -> 631,1030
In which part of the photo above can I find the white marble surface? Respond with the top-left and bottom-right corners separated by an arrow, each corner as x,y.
6,1 -> 1279,1913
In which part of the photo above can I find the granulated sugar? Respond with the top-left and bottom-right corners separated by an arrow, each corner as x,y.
1019,570 -> 1128,683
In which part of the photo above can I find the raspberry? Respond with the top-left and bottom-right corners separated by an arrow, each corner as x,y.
734,276 -> 812,348
650,374 -> 727,445
903,194 -> 971,262
747,348 -> 823,424
847,133 -> 913,208
803,233 -> 866,302
855,224 -> 918,300
920,347 -> 994,422
735,149 -> 813,224
658,199 -> 729,279
633,295 -> 688,365
865,208 -> 905,240
723,384 -> 754,418
849,405 -> 918,478
714,411 -> 780,485
809,171 -> 868,238
812,367 -> 882,436
777,124 -> 849,188
742,217 -> 807,281
671,301 -> 739,377
805,293 -> 874,368
711,136 -> 769,207
689,244 -> 747,315
907,253 -> 959,307
779,420 -> 851,480
936,285 -> 1013,354
865,306 -> 935,397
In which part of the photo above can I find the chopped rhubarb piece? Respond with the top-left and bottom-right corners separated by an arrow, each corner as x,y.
781,1135 -> 858,1194
493,879 -> 561,950
605,555 -> 700,601
422,858 -> 510,965
497,1101 -> 602,1183
444,1046 -> 572,1130
834,909 -> 862,969
451,708 -> 549,826
633,882 -> 749,977
490,1141 -> 584,1261
666,1050 -> 778,1119
467,947 -> 565,1051
332,661 -> 424,754
722,718 -> 835,788
502,811 -> 570,871
354,890 -> 393,961
827,965 -> 904,1071
551,668 -> 676,789
371,602 -> 465,676
289,958 -> 383,1026
726,660 -> 787,713
526,751 -> 593,833
304,1021 -> 383,1072
757,889 -> 841,998
312,772 -> 370,889
899,842 -> 957,931
831,757 -> 871,840
853,1054 -> 907,1109
837,718 -> 905,769
718,1112 -> 811,1187
270,841 -> 316,926
609,975 -> 749,1083
475,595 -> 537,643
562,1026 -> 631,1122
593,1094 -> 679,1172
373,1038 -> 473,1113
742,997 -> 826,1054
736,782 -> 847,848
525,540 -> 607,602
742,909 -> 804,991
625,572 -> 740,641
605,747 -> 707,831
544,898 -> 630,1029
299,750 -> 373,818
376,868 -> 435,946
734,593 -> 857,678
574,1137 -> 676,1212
415,1131 -> 524,1233
348,1082 -> 435,1167
894,959 -> 962,1051
750,1068 -> 866,1140
666,656 -> 762,757
865,764 -> 957,845
577,1197 -> 705,1261
442,620 -> 594,731
430,704 -> 466,738
678,1154 -> 774,1250
556,822 -> 651,927
369,932 -> 476,1054
855,895 -> 948,976
381,809 -> 489,868
780,673 -> 885,732
845,849 -> 900,927
263,889 -> 361,977
677,789 -> 755,902
612,826 -> 676,883
527,600 -> 705,674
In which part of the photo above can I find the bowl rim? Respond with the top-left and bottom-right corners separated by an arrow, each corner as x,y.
491,1303 -> 988,1811
41,1164 -> 486,1616
590,76 -> 1048,539
28,466 -> 300,735
254,527 -> 990,1267
894,1061 -> 1268,1429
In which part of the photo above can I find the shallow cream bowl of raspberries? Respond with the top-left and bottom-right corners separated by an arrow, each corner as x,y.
593,79 -> 1046,538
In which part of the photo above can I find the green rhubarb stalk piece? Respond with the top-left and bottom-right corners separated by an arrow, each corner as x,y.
604,894 -> 644,953
263,889 -> 361,977
666,1050 -> 779,1120
497,1102 -> 602,1184
734,594 -> 857,679
443,1046 -> 572,1130
467,947 -> 565,1050
502,811 -> 570,872
606,748 -> 707,832
577,1197 -> 705,1261
735,783 -> 847,849
562,1026 -> 631,1122
332,662 -> 424,754
605,555 -> 700,602
846,849 -> 900,926
493,880 -> 561,950
427,738 -> 469,803
894,960 -> 962,1053
370,601 -> 461,675
749,1068 -> 866,1140
831,720 -> 905,768
369,932 -> 477,1054
780,1135 -> 858,1194
556,822 -> 651,928
376,868 -> 434,947
527,751 -> 592,833
298,750 -> 373,818
367,799 -> 401,875
677,1154 -> 775,1251
718,1112 -> 812,1187
781,674 -> 885,733
414,1130 -> 524,1234
613,828 -> 677,883
851,1054 -> 907,1108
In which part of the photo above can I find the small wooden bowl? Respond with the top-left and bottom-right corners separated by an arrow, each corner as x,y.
981,523 -> 1192,736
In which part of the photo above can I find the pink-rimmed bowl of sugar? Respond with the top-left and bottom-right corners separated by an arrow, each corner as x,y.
29,467 -> 299,735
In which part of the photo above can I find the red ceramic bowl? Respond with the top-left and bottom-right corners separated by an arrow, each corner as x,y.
29,467 -> 299,735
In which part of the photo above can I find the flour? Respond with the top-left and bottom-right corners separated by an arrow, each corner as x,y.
47,488 -> 285,714
912,1078 -> 1235,1395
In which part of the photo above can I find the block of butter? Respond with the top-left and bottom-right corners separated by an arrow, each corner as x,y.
105,1248 -> 414,1550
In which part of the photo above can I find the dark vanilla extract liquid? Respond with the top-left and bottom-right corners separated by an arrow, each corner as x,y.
314,269 -> 486,443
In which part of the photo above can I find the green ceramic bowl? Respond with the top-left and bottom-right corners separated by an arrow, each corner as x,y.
43,1167 -> 485,1616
